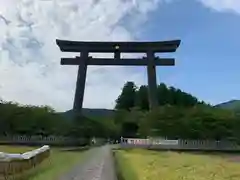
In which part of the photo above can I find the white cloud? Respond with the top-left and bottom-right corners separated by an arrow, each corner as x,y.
0,0 -> 163,111
199,0 -> 240,14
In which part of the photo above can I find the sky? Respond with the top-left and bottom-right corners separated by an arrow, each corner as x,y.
0,0 -> 239,111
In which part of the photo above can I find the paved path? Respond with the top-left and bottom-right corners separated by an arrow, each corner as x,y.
58,145 -> 117,180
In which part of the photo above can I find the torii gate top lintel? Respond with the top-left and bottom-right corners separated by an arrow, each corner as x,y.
56,39 -> 181,53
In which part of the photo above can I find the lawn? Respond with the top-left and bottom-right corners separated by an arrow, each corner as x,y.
0,145 -> 37,153
115,149 -> 240,180
0,146 -> 87,180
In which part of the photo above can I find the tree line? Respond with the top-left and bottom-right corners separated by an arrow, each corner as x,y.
0,100 -> 118,140
0,82 -> 240,143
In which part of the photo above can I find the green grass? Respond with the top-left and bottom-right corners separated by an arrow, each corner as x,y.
0,146 -> 87,180
25,150 -> 84,180
115,149 -> 240,180
0,145 -> 37,153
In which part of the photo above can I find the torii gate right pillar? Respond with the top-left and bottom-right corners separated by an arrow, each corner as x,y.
147,51 -> 158,110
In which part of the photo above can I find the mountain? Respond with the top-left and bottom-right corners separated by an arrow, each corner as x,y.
215,100 -> 240,112
58,108 -> 115,120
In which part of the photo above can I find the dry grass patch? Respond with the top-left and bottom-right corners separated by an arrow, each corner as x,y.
116,149 -> 240,180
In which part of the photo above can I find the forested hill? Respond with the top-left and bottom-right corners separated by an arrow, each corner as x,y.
59,81 -> 204,117
115,82 -> 205,111
58,108 -> 115,120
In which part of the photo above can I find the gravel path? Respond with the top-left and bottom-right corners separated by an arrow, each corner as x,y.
58,145 -> 117,180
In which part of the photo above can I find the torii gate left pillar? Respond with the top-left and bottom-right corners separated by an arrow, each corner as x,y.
73,51 -> 88,111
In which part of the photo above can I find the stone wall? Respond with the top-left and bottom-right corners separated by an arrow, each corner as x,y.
0,146 -> 50,178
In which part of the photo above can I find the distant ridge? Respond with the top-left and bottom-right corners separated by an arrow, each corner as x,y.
215,100 -> 240,112
58,100 -> 240,119
58,108 -> 115,120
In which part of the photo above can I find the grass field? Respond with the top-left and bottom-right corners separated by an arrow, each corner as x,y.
115,149 -> 240,180
0,146 -> 86,180
0,145 -> 37,153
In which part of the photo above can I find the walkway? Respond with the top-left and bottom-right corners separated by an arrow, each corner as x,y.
58,145 -> 117,180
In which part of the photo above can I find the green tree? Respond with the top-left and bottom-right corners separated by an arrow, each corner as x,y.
115,81 -> 137,111
138,105 -> 237,140
135,85 -> 149,110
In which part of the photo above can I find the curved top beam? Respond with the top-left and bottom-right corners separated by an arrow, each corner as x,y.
56,39 -> 181,53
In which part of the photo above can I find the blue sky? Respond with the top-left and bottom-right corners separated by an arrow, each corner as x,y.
135,0 -> 240,105
0,0 -> 240,110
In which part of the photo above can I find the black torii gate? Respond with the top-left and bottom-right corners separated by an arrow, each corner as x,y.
56,39 -> 181,113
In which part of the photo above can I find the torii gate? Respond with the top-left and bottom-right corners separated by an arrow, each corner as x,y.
56,39 -> 181,114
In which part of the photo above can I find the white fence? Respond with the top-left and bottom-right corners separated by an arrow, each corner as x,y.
120,138 -> 240,151
124,138 -> 179,145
